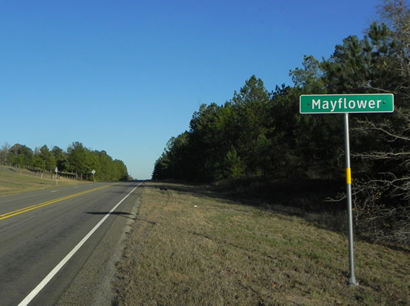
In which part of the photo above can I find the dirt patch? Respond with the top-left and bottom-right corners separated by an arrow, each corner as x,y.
113,182 -> 409,305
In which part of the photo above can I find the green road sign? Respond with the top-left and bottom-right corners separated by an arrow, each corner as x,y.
300,93 -> 394,114
299,92 -> 394,286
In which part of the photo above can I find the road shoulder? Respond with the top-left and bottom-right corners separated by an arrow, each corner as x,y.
55,188 -> 141,306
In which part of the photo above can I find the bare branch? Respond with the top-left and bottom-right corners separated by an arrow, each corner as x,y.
353,119 -> 410,141
352,151 -> 410,160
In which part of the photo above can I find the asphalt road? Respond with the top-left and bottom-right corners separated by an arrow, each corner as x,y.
0,182 -> 141,306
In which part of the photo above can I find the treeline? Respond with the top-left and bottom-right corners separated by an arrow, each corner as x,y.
0,142 -> 129,182
153,1 -> 409,244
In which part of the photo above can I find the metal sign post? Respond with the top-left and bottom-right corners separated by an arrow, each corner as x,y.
91,169 -> 96,183
55,167 -> 58,185
300,93 -> 394,286
344,113 -> 358,286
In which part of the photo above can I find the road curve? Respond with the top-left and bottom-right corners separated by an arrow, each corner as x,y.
0,182 -> 141,305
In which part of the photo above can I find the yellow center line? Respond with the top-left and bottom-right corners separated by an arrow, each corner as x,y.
0,185 -> 110,221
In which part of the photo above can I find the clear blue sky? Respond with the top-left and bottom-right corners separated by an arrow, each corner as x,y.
0,0 -> 380,179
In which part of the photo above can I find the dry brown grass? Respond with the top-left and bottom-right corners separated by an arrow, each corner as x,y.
0,165 -> 85,195
113,182 -> 409,305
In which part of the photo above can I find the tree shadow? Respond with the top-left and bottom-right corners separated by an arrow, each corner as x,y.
144,179 -> 344,212
143,180 -> 410,254
86,211 -> 135,220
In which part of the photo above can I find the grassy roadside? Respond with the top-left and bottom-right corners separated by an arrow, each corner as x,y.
113,182 -> 409,305
0,165 -> 85,196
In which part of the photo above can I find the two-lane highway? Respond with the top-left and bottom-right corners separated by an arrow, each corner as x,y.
0,182 -> 141,305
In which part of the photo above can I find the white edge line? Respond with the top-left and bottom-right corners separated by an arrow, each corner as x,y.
18,183 -> 140,306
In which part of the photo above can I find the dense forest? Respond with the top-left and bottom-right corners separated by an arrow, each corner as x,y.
153,1 -> 409,244
0,142 -> 129,182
